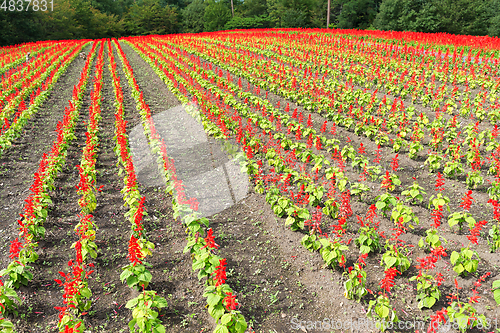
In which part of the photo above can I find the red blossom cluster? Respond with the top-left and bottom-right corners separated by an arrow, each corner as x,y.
373,145 -> 382,164
380,170 -> 392,190
488,199 -> 500,221
459,190 -> 475,211
467,220 -> 488,245
339,190 -> 352,218
427,308 -> 448,333
202,228 -> 219,250
435,173 -> 445,192
416,246 -> 447,275
391,154 -> 399,172
430,205 -> 444,228
469,272 -> 491,303
223,292 -> 239,311
213,259 -> 227,287
380,267 -> 399,294
305,206 -> 323,235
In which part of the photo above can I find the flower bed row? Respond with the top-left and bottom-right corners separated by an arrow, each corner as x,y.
53,40 -> 106,333
0,40 -> 55,75
0,42 -> 78,117
116,39 -> 249,333
157,37 -> 500,207
127,35 -> 500,332
0,41 -> 99,333
166,36 -> 500,180
0,41 -> 91,157
108,40 -> 171,333
0,44 -> 58,101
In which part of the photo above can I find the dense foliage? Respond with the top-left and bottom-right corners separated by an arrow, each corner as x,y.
1,0 -> 500,46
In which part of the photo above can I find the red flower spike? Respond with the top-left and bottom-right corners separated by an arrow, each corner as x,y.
391,154 -> 399,172
358,143 -> 366,155
8,238 -> 23,259
459,190 -> 474,211
201,228 -> 219,250
435,173 -> 445,192
320,121 -> 327,133
380,268 -> 399,294
213,259 -> 227,287
223,292 -> 238,311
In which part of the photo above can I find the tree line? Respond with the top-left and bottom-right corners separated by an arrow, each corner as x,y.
1,0 -> 500,46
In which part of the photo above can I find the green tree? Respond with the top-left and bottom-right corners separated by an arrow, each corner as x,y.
433,0 -> 490,35
204,0 -> 231,31
125,0 -> 179,35
267,0 -> 286,26
238,0 -> 268,16
39,0 -> 123,40
182,0 -> 206,32
0,10 -> 44,46
91,0 -> 134,17
374,0 -> 442,33
224,15 -> 272,29
336,0 -> 380,29
268,0 -> 314,27
488,0 -> 500,36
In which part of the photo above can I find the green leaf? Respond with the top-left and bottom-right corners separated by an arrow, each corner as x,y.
214,325 -> 230,333
494,289 -> 500,305
221,313 -> 232,325
450,251 -> 459,264
206,293 -> 222,307
153,325 -> 166,333
80,287 -> 91,298
384,256 -> 397,268
126,297 -> 139,309
422,296 -> 436,309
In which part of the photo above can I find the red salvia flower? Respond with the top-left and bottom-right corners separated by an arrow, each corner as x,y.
339,190 -> 352,218
380,171 -> 392,190
307,114 -> 313,127
202,228 -> 219,250
391,154 -> 399,172
213,259 -> 227,287
467,220 -> 488,245
358,253 -> 368,267
435,273 -> 444,286
358,143 -> 366,155
330,123 -> 336,135
380,267 -> 399,294
430,206 -> 444,228
127,235 -> 143,266
435,173 -> 445,192
315,137 -> 322,150
427,308 -> 448,333
459,190 -> 474,211
320,121 -> 327,133
488,199 -> 500,221
9,238 -> 23,259
373,145 -> 382,164
223,292 -> 238,311
295,125 -> 302,140
305,134 -> 313,148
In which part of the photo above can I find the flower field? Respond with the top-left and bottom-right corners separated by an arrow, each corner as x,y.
0,29 -> 500,333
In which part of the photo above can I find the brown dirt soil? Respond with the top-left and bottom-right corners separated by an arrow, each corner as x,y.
2,37 -> 499,333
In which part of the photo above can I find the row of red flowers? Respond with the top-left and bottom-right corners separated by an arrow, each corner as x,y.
54,40 -> 106,333
129,34 -> 499,332
120,38 -> 250,333
0,41 -> 99,333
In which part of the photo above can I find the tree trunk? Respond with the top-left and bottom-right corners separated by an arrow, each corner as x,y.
231,0 -> 234,17
326,0 -> 331,28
